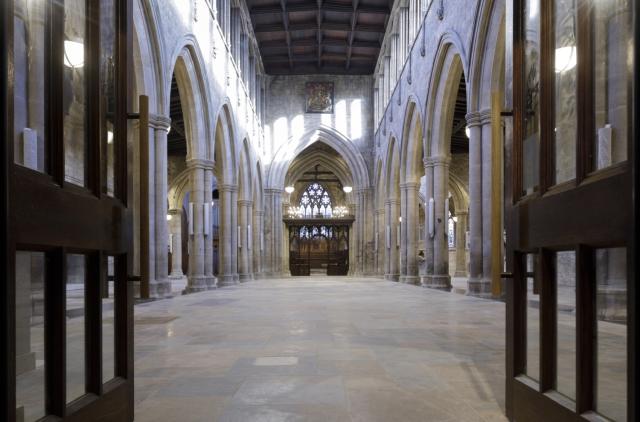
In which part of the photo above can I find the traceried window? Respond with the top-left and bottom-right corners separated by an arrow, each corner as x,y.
299,183 -> 333,218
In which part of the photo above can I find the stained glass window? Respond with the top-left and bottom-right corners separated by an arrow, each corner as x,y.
299,183 -> 333,218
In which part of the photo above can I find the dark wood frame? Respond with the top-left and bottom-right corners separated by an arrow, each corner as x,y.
506,0 -> 637,420
2,0 -> 134,420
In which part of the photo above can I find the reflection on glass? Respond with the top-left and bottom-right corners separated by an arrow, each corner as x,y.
103,256 -> 116,383
102,0 -> 116,195
556,250 -> 576,402
554,0 -> 577,184
63,0 -> 87,186
593,0 -> 631,170
596,248 -> 627,421
525,254 -> 540,381
523,0 -> 540,195
13,0 -> 47,173
66,254 -> 86,403
15,252 -> 45,422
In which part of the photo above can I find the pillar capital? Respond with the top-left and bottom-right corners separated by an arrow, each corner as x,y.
238,199 -> 253,207
385,198 -> 400,205
455,210 -> 469,217
265,188 -> 284,195
465,111 -> 483,128
478,109 -> 493,125
430,155 -> 451,166
399,182 -> 420,190
187,158 -> 215,171
218,183 -> 238,193
149,114 -> 171,131
168,208 -> 182,216
375,208 -> 385,215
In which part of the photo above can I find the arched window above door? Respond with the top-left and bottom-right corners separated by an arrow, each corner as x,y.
299,183 -> 333,218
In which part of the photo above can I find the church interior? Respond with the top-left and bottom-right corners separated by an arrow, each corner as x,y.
1,0 -> 638,421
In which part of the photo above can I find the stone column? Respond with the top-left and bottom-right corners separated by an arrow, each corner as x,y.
151,115 -> 171,298
253,209 -> 264,276
421,159 -> 434,286
385,199 -> 400,281
186,159 -> 208,293
168,209 -> 184,279
466,112 -> 489,296
454,211 -> 468,278
375,208 -> 385,276
400,182 -> 420,284
238,199 -> 253,281
430,156 -> 451,290
354,188 -> 370,275
264,188 -> 284,277
399,186 -> 408,280
203,167 -> 217,289
231,187 -> 239,281
481,111 -> 494,289
218,184 -> 238,286
399,6 -> 410,62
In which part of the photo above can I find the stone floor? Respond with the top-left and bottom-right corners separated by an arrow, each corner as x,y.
133,277 -> 508,422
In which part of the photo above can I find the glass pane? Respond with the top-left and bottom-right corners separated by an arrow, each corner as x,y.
13,0 -> 47,173
101,0 -> 116,195
523,0 -> 540,195
63,0 -> 87,186
66,254 -> 86,402
556,250 -> 576,401
525,253 -> 540,381
554,0 -> 577,184
593,0 -> 631,170
103,256 -> 116,383
15,252 -> 45,422
596,248 -> 627,421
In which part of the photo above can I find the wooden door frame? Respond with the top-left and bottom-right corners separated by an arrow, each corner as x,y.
2,0 -> 134,420
506,0 -> 638,420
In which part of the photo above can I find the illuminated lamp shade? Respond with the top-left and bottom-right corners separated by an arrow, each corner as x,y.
342,186 -> 353,193
63,40 -> 85,68
465,126 -> 471,138
107,130 -> 114,144
166,214 -> 172,221
555,46 -> 577,73
285,186 -> 295,194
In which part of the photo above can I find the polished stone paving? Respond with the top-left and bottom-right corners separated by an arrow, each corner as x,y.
133,277 -> 508,421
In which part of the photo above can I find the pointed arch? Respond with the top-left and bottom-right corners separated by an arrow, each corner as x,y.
267,125 -> 370,190
400,98 -> 425,184
213,103 -> 237,185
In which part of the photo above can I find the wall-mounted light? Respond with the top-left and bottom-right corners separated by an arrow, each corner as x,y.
166,214 -> 172,221
555,46 -> 577,73
343,186 -> 353,193
285,186 -> 295,194
398,216 -> 402,223
452,216 -> 458,223
107,130 -> 114,144
465,126 -> 471,138
63,40 -> 85,68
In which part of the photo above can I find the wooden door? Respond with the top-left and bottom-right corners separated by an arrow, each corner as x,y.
505,0 -> 637,420
2,0 -> 134,421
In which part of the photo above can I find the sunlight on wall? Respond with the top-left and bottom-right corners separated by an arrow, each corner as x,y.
335,100 -> 347,135
291,114 -> 304,141
350,99 -> 362,140
321,112 -> 332,127
274,117 -> 289,151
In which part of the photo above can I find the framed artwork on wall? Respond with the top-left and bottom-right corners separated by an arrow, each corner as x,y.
305,82 -> 334,113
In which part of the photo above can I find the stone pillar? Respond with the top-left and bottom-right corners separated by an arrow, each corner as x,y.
430,156 -> 451,290
151,115 -> 171,298
253,209 -> 264,276
185,161 -> 206,292
203,167 -> 217,289
421,159 -> 434,286
231,187 -> 239,281
354,188 -> 370,275
375,208 -> 385,276
385,199 -> 400,281
466,112 -> 489,296
218,184 -> 238,286
168,209 -> 184,279
400,182 -> 420,284
481,111 -> 494,288
238,199 -> 253,281
454,211 -> 468,278
399,6 -> 410,62
264,188 -> 284,276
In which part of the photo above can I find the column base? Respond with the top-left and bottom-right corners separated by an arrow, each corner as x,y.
239,273 -> 253,282
423,274 -> 451,291
399,275 -> 420,285
169,272 -> 184,279
183,275 -> 208,294
218,274 -> 239,287
420,275 -> 432,287
149,279 -> 173,298
205,275 -> 218,290
467,277 -> 492,298
454,270 -> 468,278
385,273 -> 399,281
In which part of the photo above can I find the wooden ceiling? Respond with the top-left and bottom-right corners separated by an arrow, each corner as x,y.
450,73 -> 469,154
246,0 -> 393,75
168,75 -> 187,156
